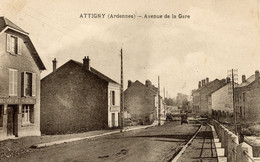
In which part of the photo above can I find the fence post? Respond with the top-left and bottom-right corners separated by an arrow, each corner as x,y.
224,129 -> 230,156
236,142 -> 253,162
230,134 -> 239,162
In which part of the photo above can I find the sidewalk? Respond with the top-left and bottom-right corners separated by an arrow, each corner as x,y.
177,124 -> 218,162
0,124 -> 155,160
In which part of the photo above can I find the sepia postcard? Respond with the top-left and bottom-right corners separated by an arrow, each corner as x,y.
0,0 -> 260,161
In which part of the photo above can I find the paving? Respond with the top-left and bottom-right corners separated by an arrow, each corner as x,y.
177,123 -> 218,162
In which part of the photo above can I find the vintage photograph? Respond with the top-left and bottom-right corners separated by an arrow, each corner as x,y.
0,0 -> 260,161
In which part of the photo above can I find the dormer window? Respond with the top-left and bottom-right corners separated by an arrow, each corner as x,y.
6,34 -> 22,55
10,36 -> 18,54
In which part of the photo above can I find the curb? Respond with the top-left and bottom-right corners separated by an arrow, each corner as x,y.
208,123 -> 227,162
31,124 -> 156,149
171,124 -> 202,162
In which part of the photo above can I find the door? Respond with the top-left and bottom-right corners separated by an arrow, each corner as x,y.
112,113 -> 115,127
7,106 -> 18,136
7,106 -> 14,136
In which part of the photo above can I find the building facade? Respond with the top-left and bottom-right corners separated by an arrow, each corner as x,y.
192,78 -> 226,116
124,80 -> 159,125
235,71 -> 260,123
0,17 -> 46,140
41,57 -> 120,135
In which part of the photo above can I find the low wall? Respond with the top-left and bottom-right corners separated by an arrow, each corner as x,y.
210,119 -> 260,162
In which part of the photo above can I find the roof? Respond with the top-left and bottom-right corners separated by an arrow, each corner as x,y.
0,17 -> 28,34
127,80 -> 158,95
237,75 -> 255,88
42,59 -> 119,84
73,60 -> 119,84
0,17 -> 46,70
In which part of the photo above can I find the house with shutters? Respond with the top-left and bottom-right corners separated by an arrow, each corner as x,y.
0,17 -> 46,140
40,57 -> 120,135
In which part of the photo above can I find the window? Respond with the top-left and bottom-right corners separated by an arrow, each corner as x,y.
10,36 -> 18,54
242,92 -> 246,102
111,91 -> 115,105
25,73 -> 32,96
0,105 -> 3,127
22,72 -> 36,96
6,34 -> 21,55
9,69 -> 18,96
22,105 -> 34,124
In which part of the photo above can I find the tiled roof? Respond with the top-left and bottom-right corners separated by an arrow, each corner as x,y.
237,75 -> 255,87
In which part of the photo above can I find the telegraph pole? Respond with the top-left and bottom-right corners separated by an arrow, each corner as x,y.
120,48 -> 124,131
158,76 -> 161,126
228,69 -> 238,135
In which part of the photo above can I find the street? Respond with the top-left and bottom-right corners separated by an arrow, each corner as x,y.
7,121 -> 199,162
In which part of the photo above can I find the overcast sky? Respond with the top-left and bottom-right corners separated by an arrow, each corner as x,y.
1,0 -> 260,97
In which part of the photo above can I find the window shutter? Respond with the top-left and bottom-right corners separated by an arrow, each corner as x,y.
9,70 -> 13,95
110,91 -> 112,106
6,34 -> 11,52
14,70 -> 17,95
17,38 -> 22,55
32,73 -> 36,96
21,72 -> 26,97
30,107 -> 34,123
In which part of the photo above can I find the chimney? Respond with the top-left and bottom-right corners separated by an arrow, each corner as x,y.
256,70 -> 259,80
202,79 -> 205,86
198,81 -> 201,88
242,75 -> 246,83
52,58 -> 57,72
83,56 -> 90,71
227,77 -> 231,83
145,80 -> 152,86
128,80 -> 132,88
206,77 -> 209,84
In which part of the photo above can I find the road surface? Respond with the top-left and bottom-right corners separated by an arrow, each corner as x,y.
7,121 -> 200,162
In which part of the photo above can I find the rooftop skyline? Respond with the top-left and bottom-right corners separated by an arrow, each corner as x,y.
1,0 -> 260,97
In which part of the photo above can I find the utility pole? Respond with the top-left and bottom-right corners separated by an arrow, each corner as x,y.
158,76 -> 161,126
228,69 -> 238,135
120,48 -> 124,131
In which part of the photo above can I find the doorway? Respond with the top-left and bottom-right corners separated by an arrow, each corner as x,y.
112,113 -> 115,127
7,105 -> 18,136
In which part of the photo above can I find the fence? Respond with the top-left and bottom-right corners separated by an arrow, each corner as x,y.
210,120 -> 260,162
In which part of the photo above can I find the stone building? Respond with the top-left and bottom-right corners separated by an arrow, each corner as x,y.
0,17 -> 46,140
41,57 -> 120,134
124,80 -> 159,125
192,78 -> 226,116
234,70 -> 260,123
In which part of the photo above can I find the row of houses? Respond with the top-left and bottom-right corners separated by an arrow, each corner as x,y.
0,17 -> 165,140
192,70 -> 260,124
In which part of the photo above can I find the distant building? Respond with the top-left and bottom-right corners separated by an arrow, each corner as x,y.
0,17 -> 46,140
124,80 -> 160,125
234,70 -> 260,123
208,78 -> 233,114
41,57 -> 120,134
192,78 -> 226,116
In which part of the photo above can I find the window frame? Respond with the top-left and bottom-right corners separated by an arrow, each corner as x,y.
111,90 -> 115,106
22,105 -> 34,125
9,68 -> 18,96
